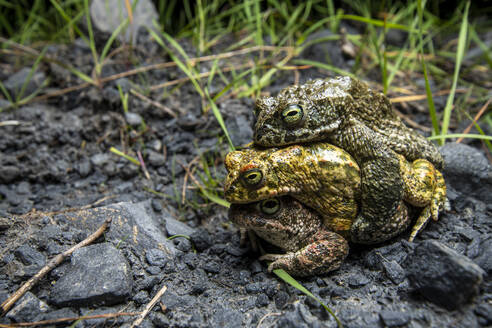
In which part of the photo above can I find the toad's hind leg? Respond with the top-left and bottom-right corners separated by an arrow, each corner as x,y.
259,229 -> 348,277
350,201 -> 411,244
400,157 -> 446,242
350,155 -> 406,243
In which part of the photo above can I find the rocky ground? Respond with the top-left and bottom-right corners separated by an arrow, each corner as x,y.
1,20 -> 492,328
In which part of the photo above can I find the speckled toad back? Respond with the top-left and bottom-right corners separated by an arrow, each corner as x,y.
252,76 -> 443,243
253,76 -> 443,167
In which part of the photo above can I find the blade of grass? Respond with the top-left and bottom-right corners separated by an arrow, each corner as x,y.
427,133 -> 492,141
207,59 -> 219,90
293,59 -> 356,78
273,269 -> 343,328
277,4 -> 304,47
212,67 -> 255,102
99,18 -> 129,65
201,189 -> 230,208
468,25 -> 492,68
109,147 -> 140,166
457,98 -> 492,143
16,77 -> 51,106
149,28 -> 205,98
83,0 -> 100,76
382,14 -> 388,94
17,46 -> 48,101
340,14 -> 418,33
205,88 -> 235,151
459,110 -> 492,152
197,0 -> 205,53
18,0 -> 42,44
64,65 -> 95,85
386,42 -> 407,88
418,0 -> 440,137
440,1 -> 470,144
471,121 -> 492,152
253,0 -> 263,46
240,50 -> 295,97
124,0 -> 133,23
50,9 -> 85,42
49,0 -> 88,43
326,0 -> 337,32
117,84 -> 129,113
0,80 -> 13,103
297,17 -> 333,46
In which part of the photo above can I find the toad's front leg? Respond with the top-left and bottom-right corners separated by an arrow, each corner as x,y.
259,229 -> 348,277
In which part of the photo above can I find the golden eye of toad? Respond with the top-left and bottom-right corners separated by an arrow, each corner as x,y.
282,104 -> 303,124
260,198 -> 280,215
242,169 -> 263,187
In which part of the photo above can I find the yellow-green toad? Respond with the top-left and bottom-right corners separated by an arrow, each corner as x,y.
224,143 -> 445,245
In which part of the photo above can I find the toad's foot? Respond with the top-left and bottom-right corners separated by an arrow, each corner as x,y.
399,156 -> 446,242
239,228 -> 261,252
259,230 -> 348,277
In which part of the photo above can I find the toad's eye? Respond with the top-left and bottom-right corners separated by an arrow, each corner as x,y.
241,169 -> 263,187
260,198 -> 280,215
281,104 -> 303,124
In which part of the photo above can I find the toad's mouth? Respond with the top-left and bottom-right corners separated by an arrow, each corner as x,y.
254,125 -> 339,147
225,185 -> 302,204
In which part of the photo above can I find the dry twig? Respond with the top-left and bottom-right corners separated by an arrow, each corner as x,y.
130,89 -> 178,118
390,88 -> 467,103
11,45 -> 292,105
0,121 -> 22,127
130,285 -> 168,328
137,150 -> 151,180
0,312 -> 139,327
457,98 -> 491,143
177,156 -> 200,205
256,312 -> 281,328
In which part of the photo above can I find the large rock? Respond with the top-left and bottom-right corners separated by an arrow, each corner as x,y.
404,240 -> 484,310
53,200 -> 179,257
49,243 -> 132,307
90,0 -> 158,43
440,143 -> 492,203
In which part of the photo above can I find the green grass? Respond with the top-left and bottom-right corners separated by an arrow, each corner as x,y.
440,1 -> 471,145
274,269 -> 343,327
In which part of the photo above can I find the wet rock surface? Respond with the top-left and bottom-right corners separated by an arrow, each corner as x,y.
405,240 -> 484,310
49,243 -> 133,307
0,29 -> 491,328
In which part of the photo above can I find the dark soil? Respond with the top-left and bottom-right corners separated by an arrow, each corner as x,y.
1,28 -> 491,328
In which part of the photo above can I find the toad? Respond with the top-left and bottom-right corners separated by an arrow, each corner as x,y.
252,77 -> 443,242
